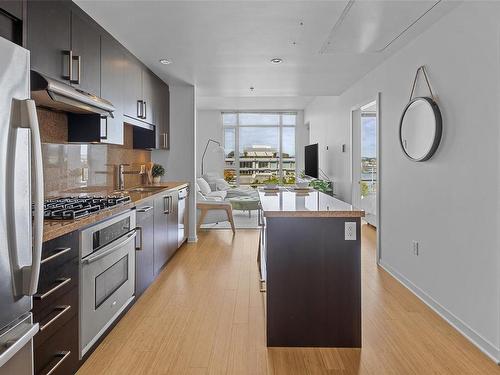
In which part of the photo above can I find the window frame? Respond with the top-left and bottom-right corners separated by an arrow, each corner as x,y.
222,111 -> 297,185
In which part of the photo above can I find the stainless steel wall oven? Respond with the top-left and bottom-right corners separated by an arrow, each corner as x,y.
79,210 -> 136,357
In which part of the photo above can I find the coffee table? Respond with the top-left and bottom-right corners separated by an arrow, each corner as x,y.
228,196 -> 261,217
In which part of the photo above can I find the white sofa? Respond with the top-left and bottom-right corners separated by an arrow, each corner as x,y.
202,173 -> 258,199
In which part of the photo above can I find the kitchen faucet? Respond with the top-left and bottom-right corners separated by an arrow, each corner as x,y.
117,164 -> 144,190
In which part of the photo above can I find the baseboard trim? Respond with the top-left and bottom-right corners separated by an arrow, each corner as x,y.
379,260 -> 500,364
188,236 -> 198,243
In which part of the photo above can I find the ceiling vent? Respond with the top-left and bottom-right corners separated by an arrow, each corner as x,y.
319,0 -> 442,54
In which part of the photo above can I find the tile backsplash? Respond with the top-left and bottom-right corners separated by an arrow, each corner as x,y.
38,108 -> 151,197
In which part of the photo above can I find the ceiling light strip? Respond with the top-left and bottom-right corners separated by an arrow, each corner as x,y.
378,0 -> 442,52
318,0 -> 356,55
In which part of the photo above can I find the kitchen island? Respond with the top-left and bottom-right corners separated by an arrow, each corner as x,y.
258,188 -> 365,348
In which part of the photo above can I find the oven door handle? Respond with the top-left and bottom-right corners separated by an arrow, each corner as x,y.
83,230 -> 136,265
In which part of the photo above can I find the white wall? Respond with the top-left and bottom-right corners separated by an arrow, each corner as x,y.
305,1 -> 500,361
304,96 -> 348,197
293,111 -> 307,174
197,110 -> 224,176
153,85 -> 197,241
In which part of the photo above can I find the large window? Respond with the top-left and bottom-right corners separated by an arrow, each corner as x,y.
223,112 -> 296,186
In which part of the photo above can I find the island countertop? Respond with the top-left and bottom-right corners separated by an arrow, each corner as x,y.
258,188 -> 365,218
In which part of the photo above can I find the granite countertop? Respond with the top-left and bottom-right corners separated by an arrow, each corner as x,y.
258,188 -> 365,218
43,182 -> 189,242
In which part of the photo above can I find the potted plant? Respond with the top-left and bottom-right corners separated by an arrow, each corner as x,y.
151,164 -> 165,184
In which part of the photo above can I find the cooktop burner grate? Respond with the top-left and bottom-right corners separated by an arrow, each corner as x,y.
44,196 -> 131,220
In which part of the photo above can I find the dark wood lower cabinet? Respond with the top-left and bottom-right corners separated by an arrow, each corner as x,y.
34,231 -> 79,375
153,194 -> 169,275
153,191 -> 180,275
34,315 -> 79,375
135,202 -> 155,296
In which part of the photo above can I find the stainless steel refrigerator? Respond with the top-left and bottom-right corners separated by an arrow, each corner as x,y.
0,37 -> 44,375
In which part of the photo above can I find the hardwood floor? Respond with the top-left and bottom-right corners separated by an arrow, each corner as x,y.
77,226 -> 500,374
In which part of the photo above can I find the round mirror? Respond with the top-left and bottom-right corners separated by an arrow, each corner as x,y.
399,97 -> 442,161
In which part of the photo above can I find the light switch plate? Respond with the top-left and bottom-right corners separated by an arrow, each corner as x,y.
345,222 -> 356,241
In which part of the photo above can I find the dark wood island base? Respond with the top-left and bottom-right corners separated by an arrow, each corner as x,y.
258,188 -> 364,348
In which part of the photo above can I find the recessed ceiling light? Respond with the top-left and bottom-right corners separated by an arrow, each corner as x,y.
270,58 -> 283,64
159,58 -> 172,65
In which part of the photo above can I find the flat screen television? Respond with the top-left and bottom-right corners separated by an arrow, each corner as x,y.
304,143 -> 319,178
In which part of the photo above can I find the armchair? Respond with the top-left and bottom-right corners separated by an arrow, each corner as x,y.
196,184 -> 235,234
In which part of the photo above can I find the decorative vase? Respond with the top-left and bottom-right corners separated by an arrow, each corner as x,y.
153,176 -> 161,184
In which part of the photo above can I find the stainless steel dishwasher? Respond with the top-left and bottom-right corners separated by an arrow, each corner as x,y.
178,187 -> 189,247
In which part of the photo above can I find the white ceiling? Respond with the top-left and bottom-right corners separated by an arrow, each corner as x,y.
76,0 -> 459,110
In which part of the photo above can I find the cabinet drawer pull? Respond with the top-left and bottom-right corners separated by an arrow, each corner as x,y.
71,55 -> 81,84
137,206 -> 153,213
163,196 -> 170,214
137,100 -> 143,118
34,278 -> 71,300
39,305 -> 71,331
62,50 -> 73,81
41,351 -> 71,375
41,247 -> 71,264
135,227 -> 143,251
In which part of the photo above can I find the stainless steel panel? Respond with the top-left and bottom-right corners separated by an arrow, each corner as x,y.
30,70 -> 115,117
178,189 -> 187,247
0,314 -> 37,375
0,37 -> 32,330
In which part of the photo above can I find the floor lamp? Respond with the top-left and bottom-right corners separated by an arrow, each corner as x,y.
201,138 -> 224,175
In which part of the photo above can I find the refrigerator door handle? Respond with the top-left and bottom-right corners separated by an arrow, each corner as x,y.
20,99 -> 44,296
0,322 -> 38,368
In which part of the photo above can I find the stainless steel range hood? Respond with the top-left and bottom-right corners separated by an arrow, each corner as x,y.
30,70 -> 115,117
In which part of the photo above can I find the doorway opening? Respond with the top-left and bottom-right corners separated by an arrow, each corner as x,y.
351,95 -> 380,262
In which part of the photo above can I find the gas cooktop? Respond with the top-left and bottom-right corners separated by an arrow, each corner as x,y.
44,195 -> 131,220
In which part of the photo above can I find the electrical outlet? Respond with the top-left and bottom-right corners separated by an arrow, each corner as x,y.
412,240 -> 419,256
345,222 -> 356,241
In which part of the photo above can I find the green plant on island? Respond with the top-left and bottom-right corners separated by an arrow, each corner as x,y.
309,179 -> 333,195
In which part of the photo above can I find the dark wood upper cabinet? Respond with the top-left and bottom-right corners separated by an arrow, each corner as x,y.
133,79 -> 169,150
25,0 -> 170,149
155,81 -> 170,150
0,1 -> 23,45
71,10 -> 101,95
123,52 -> 143,120
100,34 -> 125,145
123,53 -> 166,131
27,0 -> 71,81
1,1 -> 23,20
141,69 -> 156,124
